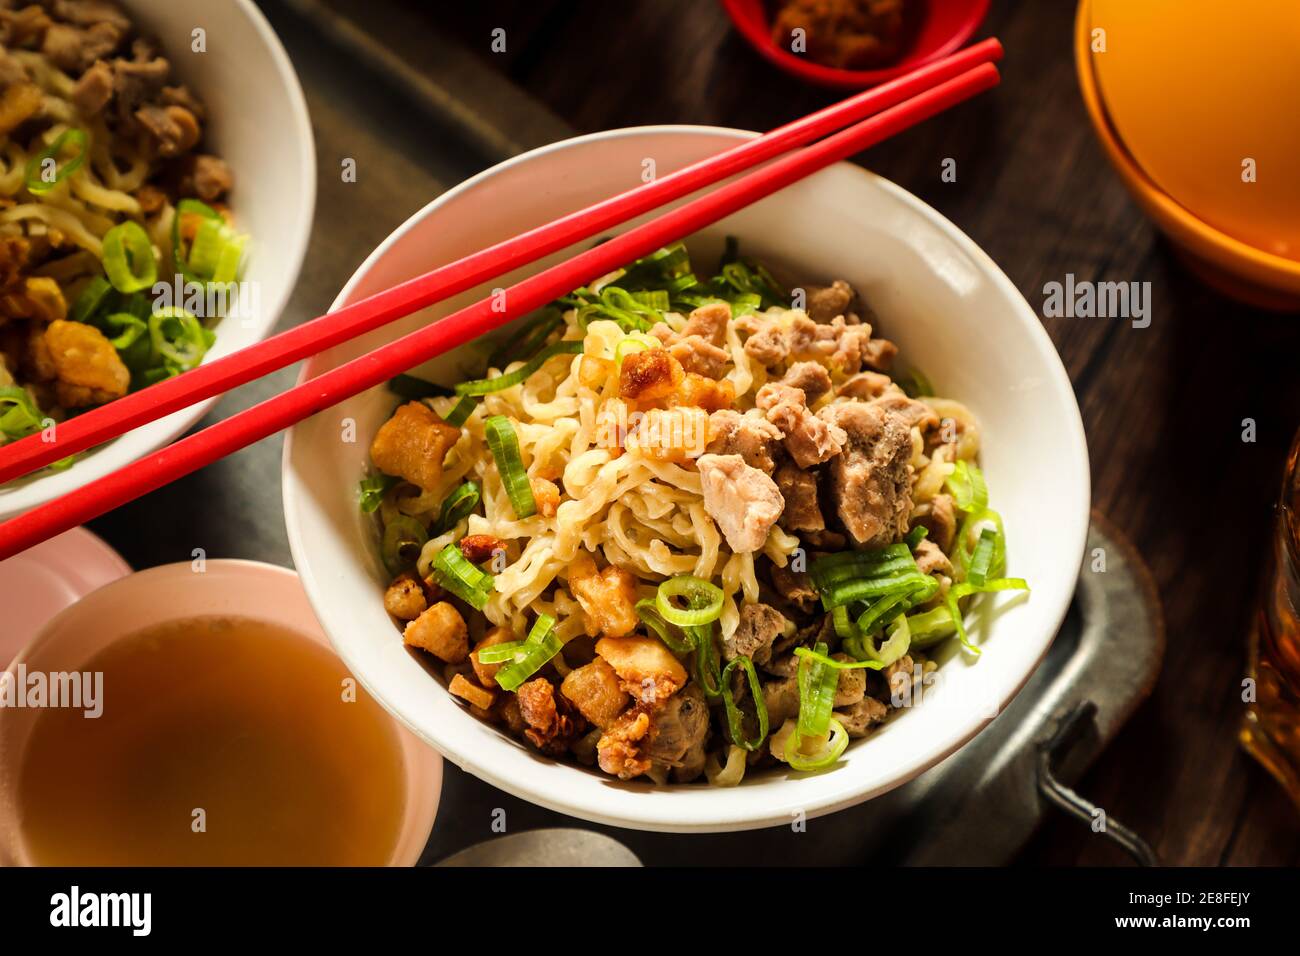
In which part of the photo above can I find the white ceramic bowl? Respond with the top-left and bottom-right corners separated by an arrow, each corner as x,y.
0,0 -> 315,519
283,126 -> 1090,832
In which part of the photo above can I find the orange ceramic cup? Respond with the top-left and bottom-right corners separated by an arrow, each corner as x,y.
1075,0 -> 1300,309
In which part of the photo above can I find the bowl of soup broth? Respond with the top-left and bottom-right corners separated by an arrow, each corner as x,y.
0,560 -> 440,866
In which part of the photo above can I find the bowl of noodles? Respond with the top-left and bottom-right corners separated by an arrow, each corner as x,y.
0,0 -> 314,518
283,126 -> 1089,832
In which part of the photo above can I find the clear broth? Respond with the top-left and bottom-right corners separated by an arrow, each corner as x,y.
17,616 -> 408,866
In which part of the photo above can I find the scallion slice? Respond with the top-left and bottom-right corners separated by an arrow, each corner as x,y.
442,394 -> 478,427
847,614 -> 911,667
433,480 -> 480,534
966,527 -> 997,587
945,460 -> 989,514
483,415 -> 535,519
102,221 -> 158,294
455,340 -> 583,396
148,307 -> 210,372
171,198 -> 246,285
475,641 -> 526,664
655,575 -> 724,627
24,128 -> 87,195
0,386 -> 44,442
493,613 -> 563,691
431,543 -> 494,610
103,312 -> 147,351
635,598 -> 694,655
784,718 -> 850,772
381,515 -> 428,575
70,276 -> 113,325
721,656 -> 768,751
358,473 -> 396,513
796,640 -> 838,738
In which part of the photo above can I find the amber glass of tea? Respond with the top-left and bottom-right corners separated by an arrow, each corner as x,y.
1243,430 -> 1300,810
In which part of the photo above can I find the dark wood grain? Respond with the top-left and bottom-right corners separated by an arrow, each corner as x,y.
406,0 -> 1300,865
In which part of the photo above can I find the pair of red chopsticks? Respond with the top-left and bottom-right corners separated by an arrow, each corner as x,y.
0,39 -> 1002,561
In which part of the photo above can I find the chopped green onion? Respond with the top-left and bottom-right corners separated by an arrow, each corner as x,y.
966,527 -> 997,587
358,473 -> 396,513
102,221 -> 158,294
796,640 -> 838,738
904,605 -> 958,648
475,641 -> 526,664
483,415 -> 535,519
635,598 -> 694,655
388,374 -> 452,400
70,276 -> 113,325
945,460 -> 989,514
433,481 -> 480,534
784,717 -> 850,772
187,217 -> 245,283
811,543 -> 934,610
442,394 -> 478,427
493,614 -> 563,691
721,656 -> 768,751
171,199 -> 246,285
381,514 -> 428,575
899,367 -> 935,398
455,340 -> 583,396
102,312 -> 147,351
430,542 -> 494,610
655,575 -> 724,628
0,386 -> 44,442
690,623 -> 724,700
487,307 -> 564,369
25,128 -> 87,195
847,614 -> 911,666
148,307 -> 209,372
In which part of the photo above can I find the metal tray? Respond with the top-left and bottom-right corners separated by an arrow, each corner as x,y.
90,0 -> 1165,865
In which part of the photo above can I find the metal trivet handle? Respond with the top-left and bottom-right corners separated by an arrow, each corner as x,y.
1036,700 -> 1160,866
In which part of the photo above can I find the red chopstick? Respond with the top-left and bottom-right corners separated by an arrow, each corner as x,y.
0,61 -> 1000,560
0,38 -> 1002,484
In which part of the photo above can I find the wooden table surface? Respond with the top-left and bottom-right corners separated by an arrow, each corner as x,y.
387,0 -> 1300,866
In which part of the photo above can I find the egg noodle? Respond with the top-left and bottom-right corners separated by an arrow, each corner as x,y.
368,241 -> 1025,787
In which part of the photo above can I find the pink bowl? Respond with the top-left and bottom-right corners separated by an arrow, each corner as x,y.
720,0 -> 990,89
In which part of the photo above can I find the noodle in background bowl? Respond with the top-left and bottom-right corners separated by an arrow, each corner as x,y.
282,127 -> 1090,832
0,0 -> 316,520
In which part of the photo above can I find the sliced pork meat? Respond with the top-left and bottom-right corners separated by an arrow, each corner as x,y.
696,453 -> 784,553
71,58 -> 113,114
723,602 -> 787,666
838,370 -> 895,401
862,336 -> 898,371
834,696 -> 889,737
680,301 -> 729,346
774,462 -> 824,532
645,683 -> 709,772
913,539 -> 953,577
820,401 -> 912,548
805,279 -> 856,322
669,334 -> 729,378
706,408 -> 783,475
779,360 -> 833,404
761,674 -> 800,728
738,310 -> 889,376
757,382 -> 845,468
871,392 -> 939,432
769,564 -> 819,614
914,492 -> 957,552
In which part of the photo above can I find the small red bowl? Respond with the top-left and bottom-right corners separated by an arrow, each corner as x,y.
720,0 -> 991,89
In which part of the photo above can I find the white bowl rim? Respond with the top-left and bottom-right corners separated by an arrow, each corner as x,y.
284,124 -> 1091,831
0,0 -> 317,519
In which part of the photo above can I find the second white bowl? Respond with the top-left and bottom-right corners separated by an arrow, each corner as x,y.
283,126 -> 1090,832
